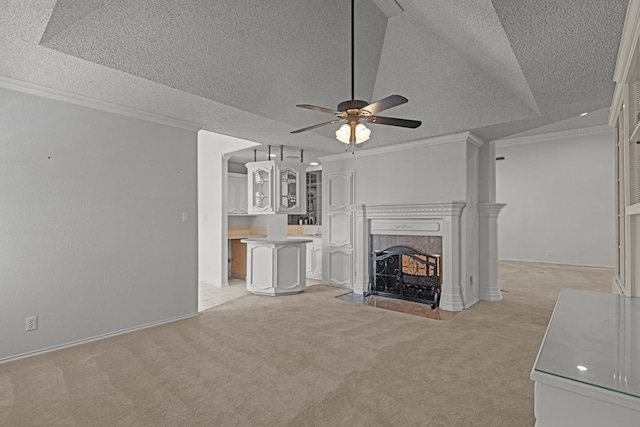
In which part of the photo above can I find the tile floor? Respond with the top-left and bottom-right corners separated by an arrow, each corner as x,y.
198,277 -> 325,312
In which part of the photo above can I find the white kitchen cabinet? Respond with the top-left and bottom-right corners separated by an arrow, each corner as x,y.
246,161 -> 306,215
306,236 -> 323,279
228,173 -> 248,215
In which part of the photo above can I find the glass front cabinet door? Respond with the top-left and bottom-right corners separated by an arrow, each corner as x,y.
247,161 -> 274,214
276,164 -> 306,214
246,161 -> 306,215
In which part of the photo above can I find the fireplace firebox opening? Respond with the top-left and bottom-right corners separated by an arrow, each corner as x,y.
368,244 -> 441,309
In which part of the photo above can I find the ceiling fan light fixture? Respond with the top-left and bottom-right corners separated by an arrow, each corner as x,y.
335,123 -> 370,144
291,0 -> 421,144
335,124 -> 351,143
355,123 -> 371,143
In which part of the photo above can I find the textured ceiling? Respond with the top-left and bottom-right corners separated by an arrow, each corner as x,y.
0,0 -> 629,164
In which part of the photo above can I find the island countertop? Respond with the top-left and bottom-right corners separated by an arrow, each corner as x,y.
240,237 -> 313,244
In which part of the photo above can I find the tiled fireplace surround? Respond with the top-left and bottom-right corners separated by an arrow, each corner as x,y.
353,202 -> 504,312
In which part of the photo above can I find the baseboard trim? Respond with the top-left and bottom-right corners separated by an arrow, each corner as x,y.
0,312 -> 199,365
464,297 -> 480,309
612,275 -> 627,296
499,258 -> 615,269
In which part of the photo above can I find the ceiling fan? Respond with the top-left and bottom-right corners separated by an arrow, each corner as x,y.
291,0 -> 421,148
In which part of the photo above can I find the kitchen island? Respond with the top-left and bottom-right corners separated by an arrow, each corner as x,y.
241,237 -> 312,296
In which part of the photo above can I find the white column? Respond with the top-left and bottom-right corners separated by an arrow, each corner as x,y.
478,203 -> 506,301
439,213 -> 465,311
353,205 -> 369,295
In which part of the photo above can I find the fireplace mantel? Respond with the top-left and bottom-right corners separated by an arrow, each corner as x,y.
353,201 -> 467,312
354,202 -> 466,219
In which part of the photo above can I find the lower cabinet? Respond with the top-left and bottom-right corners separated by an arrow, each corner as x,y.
306,237 -> 323,279
229,239 -> 247,278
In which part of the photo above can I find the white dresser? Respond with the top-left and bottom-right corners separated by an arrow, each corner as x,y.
531,289 -> 640,426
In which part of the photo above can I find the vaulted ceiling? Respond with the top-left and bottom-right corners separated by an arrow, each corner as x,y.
0,0 -> 629,164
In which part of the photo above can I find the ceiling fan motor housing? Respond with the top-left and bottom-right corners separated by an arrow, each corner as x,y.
337,99 -> 369,113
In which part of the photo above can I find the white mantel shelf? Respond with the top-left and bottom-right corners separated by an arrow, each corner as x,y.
354,202 -> 467,218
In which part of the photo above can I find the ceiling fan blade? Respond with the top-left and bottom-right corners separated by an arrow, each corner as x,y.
291,119 -> 344,134
362,95 -> 408,115
366,115 -> 422,129
296,104 -> 343,115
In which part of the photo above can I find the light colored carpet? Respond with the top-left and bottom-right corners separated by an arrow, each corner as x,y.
0,261 -> 613,426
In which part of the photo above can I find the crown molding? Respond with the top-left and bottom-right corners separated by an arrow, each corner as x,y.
610,0 -> 640,125
494,125 -> 613,148
0,75 -> 202,131
613,0 -> 640,86
319,131 -> 483,162
478,203 -> 506,218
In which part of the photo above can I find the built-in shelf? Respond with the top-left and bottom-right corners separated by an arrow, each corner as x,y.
626,202 -> 640,216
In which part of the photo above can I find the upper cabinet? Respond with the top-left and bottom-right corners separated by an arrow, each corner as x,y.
228,173 -> 248,215
246,161 -> 307,215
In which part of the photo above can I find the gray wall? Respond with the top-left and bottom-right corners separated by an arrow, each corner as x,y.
0,87 -> 198,361
322,140 -> 468,204
496,128 -> 615,267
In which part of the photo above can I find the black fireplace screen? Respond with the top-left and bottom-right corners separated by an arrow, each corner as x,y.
369,245 -> 440,308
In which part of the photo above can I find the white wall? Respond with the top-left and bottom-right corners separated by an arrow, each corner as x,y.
197,130 -> 258,287
495,128 -> 615,267
0,87 -> 199,362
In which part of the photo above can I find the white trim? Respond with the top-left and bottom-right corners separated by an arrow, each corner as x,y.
613,275 -> 626,295
354,201 -> 467,218
478,202 -> 506,218
626,202 -> 640,216
613,0 -> 640,86
495,125 -> 613,148
0,75 -> 202,131
319,132 -> 481,162
467,132 -> 485,148
499,258 -> 616,269
0,312 -> 199,365
610,1 -> 640,125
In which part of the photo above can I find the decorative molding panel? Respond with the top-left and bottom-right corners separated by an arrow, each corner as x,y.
370,219 -> 442,236
328,248 -> 353,287
275,245 -> 301,290
328,212 -> 352,247
328,171 -> 354,209
354,202 -> 466,219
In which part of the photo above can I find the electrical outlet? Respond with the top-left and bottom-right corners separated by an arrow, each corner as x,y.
182,212 -> 190,223
26,316 -> 38,331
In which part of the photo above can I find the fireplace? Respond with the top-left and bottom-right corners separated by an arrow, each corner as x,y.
353,202 -> 466,312
369,245 -> 441,308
